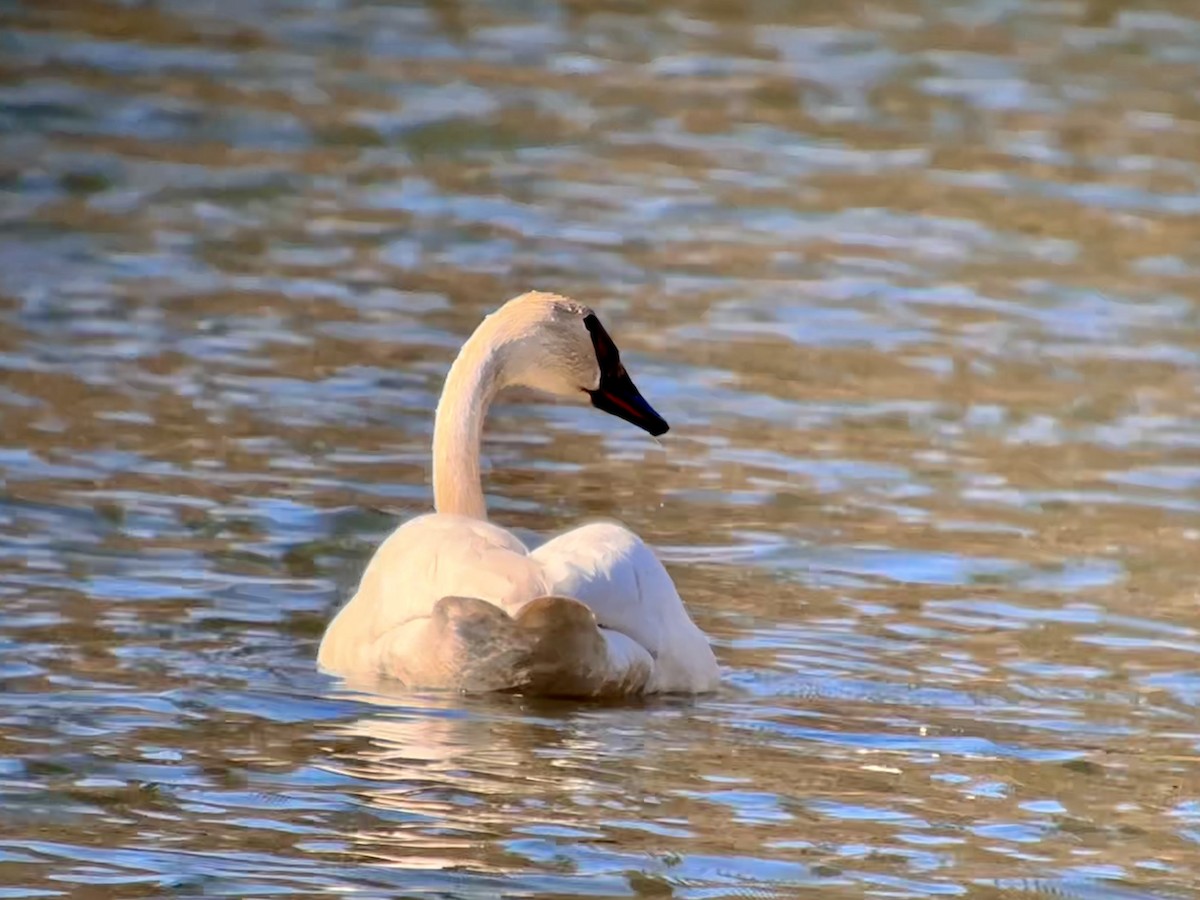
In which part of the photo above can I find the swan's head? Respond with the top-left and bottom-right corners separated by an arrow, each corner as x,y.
492,292 -> 669,437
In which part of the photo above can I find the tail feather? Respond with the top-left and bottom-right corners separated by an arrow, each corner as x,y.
378,595 -> 653,697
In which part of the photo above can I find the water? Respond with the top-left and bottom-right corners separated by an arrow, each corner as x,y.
2,0 -> 1199,896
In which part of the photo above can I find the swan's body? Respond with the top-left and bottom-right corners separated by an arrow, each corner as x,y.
318,292 -> 719,696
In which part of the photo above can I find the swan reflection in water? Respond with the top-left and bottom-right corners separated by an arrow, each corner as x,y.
320,677 -> 723,887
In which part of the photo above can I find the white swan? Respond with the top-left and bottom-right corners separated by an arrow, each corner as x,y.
318,291 -> 719,697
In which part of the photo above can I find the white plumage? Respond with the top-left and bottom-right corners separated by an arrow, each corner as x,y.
318,292 -> 720,696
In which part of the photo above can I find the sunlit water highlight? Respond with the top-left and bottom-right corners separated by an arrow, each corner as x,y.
2,0 -> 1200,896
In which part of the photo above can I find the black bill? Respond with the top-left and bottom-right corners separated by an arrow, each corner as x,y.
583,313 -> 669,437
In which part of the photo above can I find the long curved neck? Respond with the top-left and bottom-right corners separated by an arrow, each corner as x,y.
431,322 -> 510,520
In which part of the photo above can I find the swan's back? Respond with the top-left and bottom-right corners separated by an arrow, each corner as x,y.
317,514 -> 548,674
317,515 -> 713,696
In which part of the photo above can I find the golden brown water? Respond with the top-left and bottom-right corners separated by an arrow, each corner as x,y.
2,0 -> 1200,896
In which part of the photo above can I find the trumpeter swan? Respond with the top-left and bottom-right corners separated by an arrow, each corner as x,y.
318,292 -> 719,696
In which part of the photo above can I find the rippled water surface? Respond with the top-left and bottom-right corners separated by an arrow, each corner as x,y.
3,0 -> 1200,896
